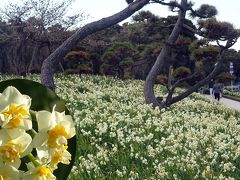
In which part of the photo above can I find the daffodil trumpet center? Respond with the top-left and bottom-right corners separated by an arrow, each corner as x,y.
47,125 -> 68,148
51,151 -> 62,166
37,165 -> 52,177
2,104 -> 28,128
0,142 -> 23,162
50,145 -> 70,167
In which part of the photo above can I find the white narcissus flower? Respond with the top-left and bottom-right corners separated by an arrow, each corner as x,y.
0,86 -> 32,130
36,146 -> 72,169
33,105 -> 75,149
23,164 -> 56,180
0,129 -> 32,168
0,163 -> 20,180
49,147 -> 71,168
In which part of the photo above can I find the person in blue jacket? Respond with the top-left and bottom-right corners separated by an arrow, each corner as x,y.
213,82 -> 223,101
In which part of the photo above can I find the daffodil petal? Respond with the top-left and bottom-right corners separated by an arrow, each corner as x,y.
36,110 -> 53,131
36,147 -> 50,163
1,86 -> 31,109
2,128 -> 25,140
32,131 -> 48,148
0,164 -> 19,180
8,158 -> 21,169
0,129 -> 32,165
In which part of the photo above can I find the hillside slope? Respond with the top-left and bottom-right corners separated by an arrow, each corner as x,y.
2,74 -> 240,179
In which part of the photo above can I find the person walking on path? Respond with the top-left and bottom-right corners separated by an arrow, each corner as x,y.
208,79 -> 214,96
213,82 -> 223,101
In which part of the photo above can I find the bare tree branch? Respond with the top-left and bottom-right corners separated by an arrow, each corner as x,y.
182,24 -> 208,38
41,0 -> 150,90
165,72 -> 199,106
168,45 -> 228,105
151,0 -> 183,10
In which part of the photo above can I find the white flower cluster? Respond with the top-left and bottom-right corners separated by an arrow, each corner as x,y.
64,75 -> 240,179
2,74 -> 240,179
224,89 -> 240,97
0,86 -> 75,179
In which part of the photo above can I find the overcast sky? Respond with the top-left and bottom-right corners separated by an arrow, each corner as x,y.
1,0 -> 240,50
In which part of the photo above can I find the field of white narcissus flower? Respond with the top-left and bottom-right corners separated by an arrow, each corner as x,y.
224,89 -> 240,98
2,74 -> 240,179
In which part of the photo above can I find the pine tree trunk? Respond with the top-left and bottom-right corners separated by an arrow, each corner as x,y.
41,0 -> 150,91
144,0 -> 187,108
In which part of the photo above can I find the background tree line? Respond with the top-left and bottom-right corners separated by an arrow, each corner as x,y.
1,0 -> 240,108
59,11 -> 240,87
1,1 -> 240,86
0,0 -> 82,75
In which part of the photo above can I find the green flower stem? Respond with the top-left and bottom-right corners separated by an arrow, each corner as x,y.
30,110 -> 37,122
27,153 -> 40,167
30,128 -> 38,136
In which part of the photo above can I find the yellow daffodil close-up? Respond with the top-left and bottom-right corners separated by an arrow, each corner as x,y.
0,84 -> 76,180
36,145 -> 72,170
49,146 -> 71,168
32,105 -> 75,169
33,105 -> 75,149
0,86 -> 32,130
0,129 -> 32,168
23,163 -> 56,180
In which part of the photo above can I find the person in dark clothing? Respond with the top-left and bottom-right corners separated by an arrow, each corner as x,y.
213,83 -> 223,101
208,79 -> 214,96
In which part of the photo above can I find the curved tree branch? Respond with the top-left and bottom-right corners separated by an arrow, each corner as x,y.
151,0 -> 183,10
183,23 -> 238,43
182,24 -> 208,38
165,72 -> 199,106
41,0 -> 150,90
168,45 -> 228,105
144,0 -> 188,108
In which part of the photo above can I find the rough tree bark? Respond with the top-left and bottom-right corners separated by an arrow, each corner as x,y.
28,42 -> 41,73
41,0 -> 150,91
144,0 -> 239,109
144,0 -> 188,108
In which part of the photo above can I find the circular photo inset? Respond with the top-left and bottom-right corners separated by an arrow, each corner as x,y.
0,79 -> 76,180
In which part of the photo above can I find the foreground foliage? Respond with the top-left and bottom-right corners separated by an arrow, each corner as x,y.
2,74 -> 240,179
